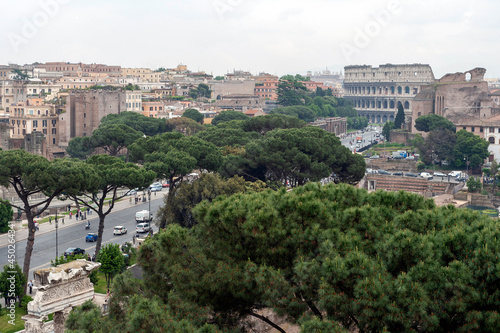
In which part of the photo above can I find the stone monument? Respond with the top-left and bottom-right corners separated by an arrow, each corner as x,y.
22,259 -> 101,333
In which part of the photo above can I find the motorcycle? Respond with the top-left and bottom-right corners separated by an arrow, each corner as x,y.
85,224 -> 90,230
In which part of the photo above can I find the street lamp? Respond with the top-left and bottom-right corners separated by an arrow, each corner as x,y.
55,212 -> 58,259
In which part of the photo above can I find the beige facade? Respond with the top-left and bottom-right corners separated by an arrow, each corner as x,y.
126,90 -> 142,112
344,64 -> 435,123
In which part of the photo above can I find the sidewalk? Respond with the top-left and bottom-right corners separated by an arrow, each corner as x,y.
0,192 -> 166,248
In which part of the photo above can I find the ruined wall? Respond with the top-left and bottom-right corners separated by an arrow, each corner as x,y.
60,89 -> 126,146
0,122 -> 10,150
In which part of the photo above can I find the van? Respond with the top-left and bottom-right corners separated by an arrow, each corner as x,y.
135,210 -> 152,223
448,171 -> 461,178
136,223 -> 151,233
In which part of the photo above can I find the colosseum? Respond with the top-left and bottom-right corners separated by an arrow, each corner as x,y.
343,64 -> 435,124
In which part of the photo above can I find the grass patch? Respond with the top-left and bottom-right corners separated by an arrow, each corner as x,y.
93,271 -> 108,294
0,306 -> 27,333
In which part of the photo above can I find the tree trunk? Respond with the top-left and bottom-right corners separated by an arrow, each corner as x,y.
246,311 -> 285,333
22,212 -> 35,295
94,215 -> 106,258
160,179 -> 176,229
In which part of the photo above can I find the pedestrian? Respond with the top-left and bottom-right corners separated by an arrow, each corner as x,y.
49,216 -> 52,224
75,213 -> 78,221
28,280 -> 33,294
34,221 -> 39,231
70,212 -> 72,219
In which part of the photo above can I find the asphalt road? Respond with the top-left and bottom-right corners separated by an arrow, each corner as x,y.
0,195 -> 164,278
340,127 -> 382,151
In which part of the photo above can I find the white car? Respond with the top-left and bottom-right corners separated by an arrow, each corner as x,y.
419,172 -> 433,179
113,226 -> 127,235
136,223 -> 151,233
433,171 -> 447,177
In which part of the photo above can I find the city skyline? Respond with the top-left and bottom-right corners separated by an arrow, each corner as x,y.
1,0 -> 500,78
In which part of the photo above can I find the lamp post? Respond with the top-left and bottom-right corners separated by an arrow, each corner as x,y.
464,155 -> 470,176
148,188 -> 151,214
55,212 -> 58,259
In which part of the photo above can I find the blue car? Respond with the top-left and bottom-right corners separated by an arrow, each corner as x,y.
85,233 -> 98,242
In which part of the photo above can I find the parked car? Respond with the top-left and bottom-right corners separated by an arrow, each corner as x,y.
433,171 -> 447,177
150,185 -> 162,192
126,189 -> 137,196
113,226 -> 127,235
419,172 -> 433,179
64,247 -> 86,257
405,156 -> 415,160
392,171 -> 403,176
448,171 -> 461,177
136,223 -> 151,233
85,233 -> 98,242
404,172 -> 419,177
377,169 -> 391,175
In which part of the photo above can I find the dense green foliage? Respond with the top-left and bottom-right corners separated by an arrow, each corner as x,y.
453,130 -> 490,169
100,111 -> 170,136
195,126 -> 259,148
394,103 -> 405,129
0,263 -> 26,305
138,183 -> 500,332
98,244 -> 125,288
129,132 -> 223,228
0,200 -> 13,233
241,127 -> 366,186
275,76 -> 364,129
165,117 -> 204,136
158,174 -> 250,228
414,114 -> 456,133
211,110 -> 250,126
0,151 -> 95,291
182,109 -> 204,123
67,155 -> 156,255
269,106 -> 316,123
66,136 -> 94,160
417,128 -> 457,165
189,83 -> 211,99
382,121 -> 395,140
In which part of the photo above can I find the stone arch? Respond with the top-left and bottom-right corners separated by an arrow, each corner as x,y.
405,86 -> 410,94
404,101 -> 410,109
389,115 -> 395,121
389,100 -> 395,109
377,100 -> 381,108
372,87 -> 376,94
376,115 -> 381,123
489,137 -> 495,144
382,115 -> 388,122
465,72 -> 471,82
398,86 -> 403,94
383,100 -> 388,109
371,115 -> 376,123
390,87 -> 395,94
371,100 -> 375,108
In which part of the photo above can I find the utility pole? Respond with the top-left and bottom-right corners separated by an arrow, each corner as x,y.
55,212 -> 58,260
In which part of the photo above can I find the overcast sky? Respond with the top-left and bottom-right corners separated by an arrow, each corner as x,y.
1,0 -> 500,79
